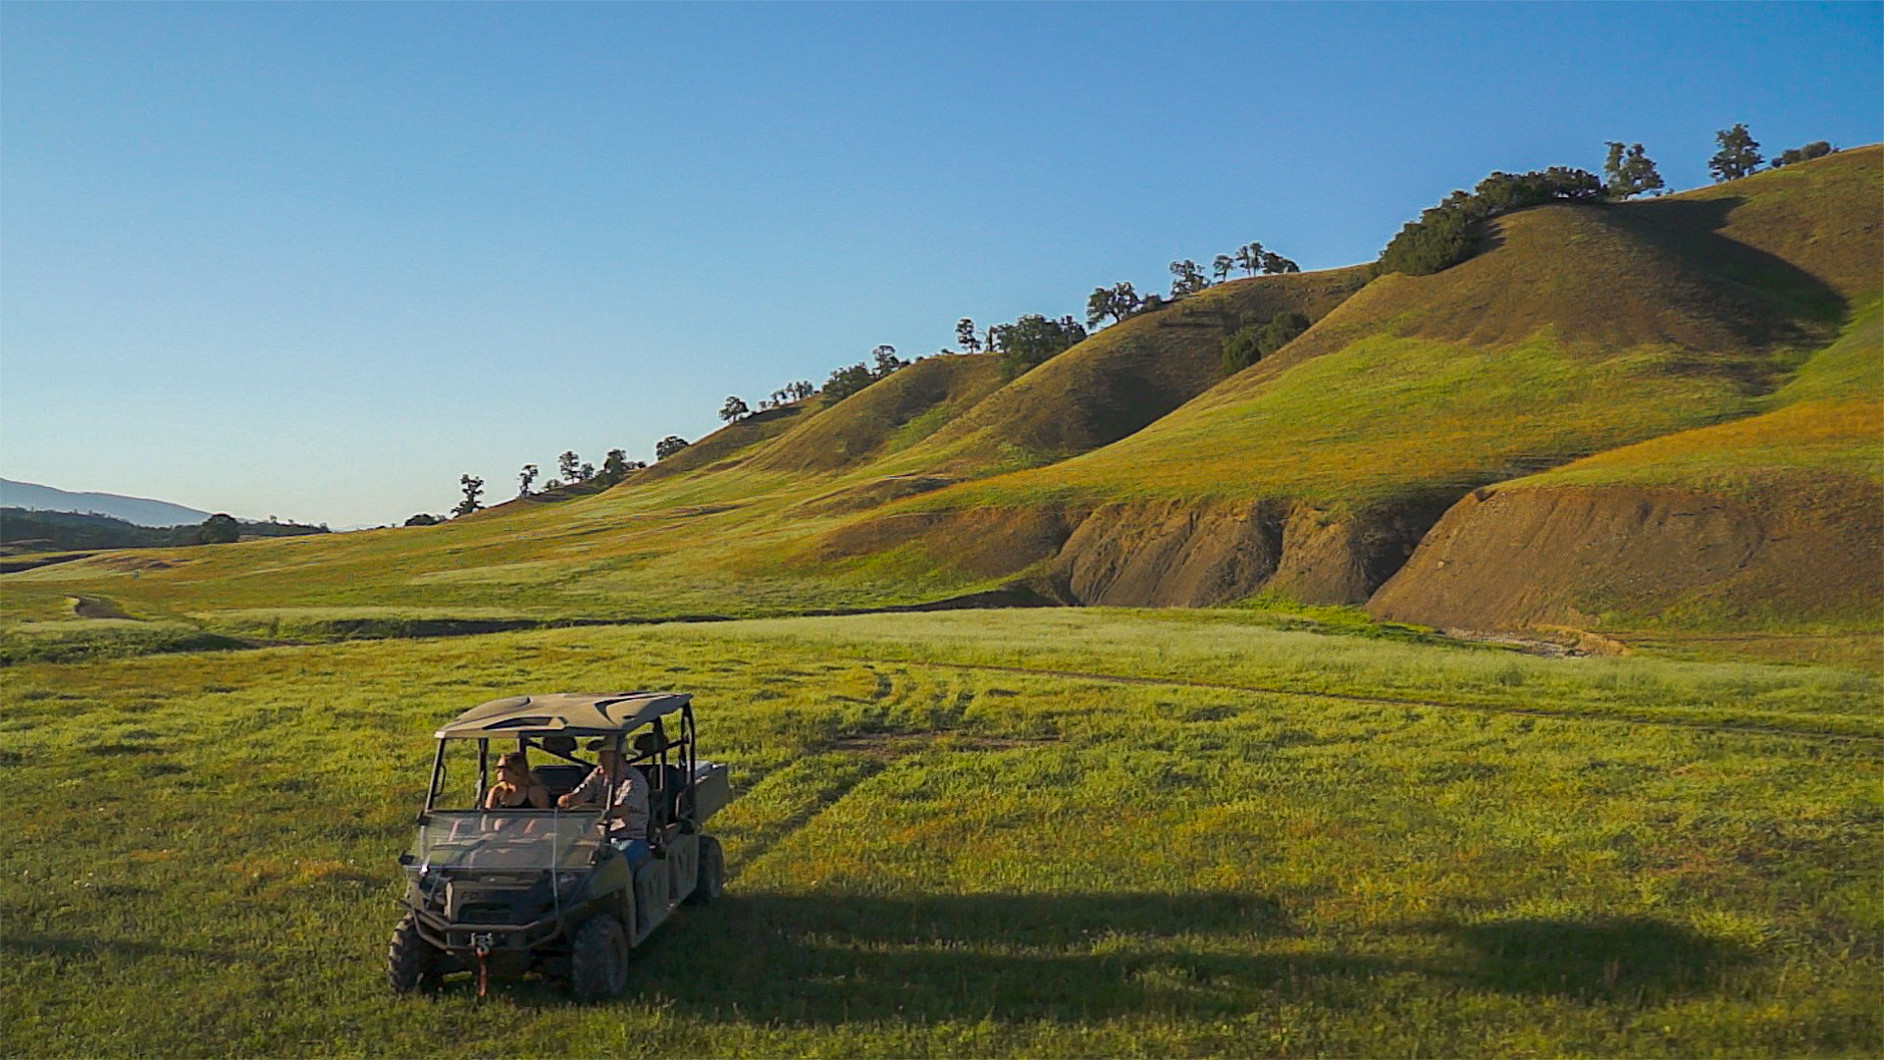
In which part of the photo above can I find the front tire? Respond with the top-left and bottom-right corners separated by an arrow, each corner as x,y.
386,912 -> 441,994
686,835 -> 724,906
569,914 -> 629,1001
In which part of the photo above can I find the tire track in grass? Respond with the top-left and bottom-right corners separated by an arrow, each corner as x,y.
719,752 -> 904,879
895,660 -> 1883,744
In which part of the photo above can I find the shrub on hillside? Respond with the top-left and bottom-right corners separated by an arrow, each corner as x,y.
1257,311 -> 1311,358
1379,166 -> 1604,276
404,513 -> 441,527
1771,141 -> 1836,168
196,513 -> 241,545
822,362 -> 878,405
821,345 -> 908,406
1473,167 -> 1603,212
1379,202 -> 1478,276
1219,311 -> 1312,375
991,314 -> 1087,378
1220,325 -> 1262,375
654,435 -> 690,461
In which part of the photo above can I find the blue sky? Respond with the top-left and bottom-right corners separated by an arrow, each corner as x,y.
4,2 -> 1879,527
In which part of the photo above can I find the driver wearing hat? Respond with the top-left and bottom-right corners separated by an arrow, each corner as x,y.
557,740 -> 651,866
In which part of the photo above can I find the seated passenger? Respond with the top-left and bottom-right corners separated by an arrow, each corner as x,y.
557,745 -> 651,865
483,751 -> 551,810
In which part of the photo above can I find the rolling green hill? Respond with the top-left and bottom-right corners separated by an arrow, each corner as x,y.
2,147 -> 1876,655
822,147 -> 1881,616
862,267 -> 1372,478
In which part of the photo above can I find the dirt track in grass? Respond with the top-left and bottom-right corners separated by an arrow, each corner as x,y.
906,659 -> 1884,744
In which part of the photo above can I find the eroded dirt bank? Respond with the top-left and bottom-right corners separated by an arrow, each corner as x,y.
1261,500 -> 1459,604
1050,497 -> 1451,605
1049,499 -> 1287,606
820,495 -> 1452,607
1367,482 -> 1883,630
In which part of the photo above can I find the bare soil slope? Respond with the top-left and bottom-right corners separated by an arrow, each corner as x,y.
1373,298 -> 1882,632
1368,478 -> 1880,631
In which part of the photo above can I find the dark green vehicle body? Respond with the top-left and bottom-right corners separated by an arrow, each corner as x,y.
387,692 -> 731,999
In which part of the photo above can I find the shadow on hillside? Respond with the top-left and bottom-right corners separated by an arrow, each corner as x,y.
1615,195 -> 1848,346
470,894 -> 1744,1021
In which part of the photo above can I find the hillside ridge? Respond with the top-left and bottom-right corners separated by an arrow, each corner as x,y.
3,146 -> 1876,647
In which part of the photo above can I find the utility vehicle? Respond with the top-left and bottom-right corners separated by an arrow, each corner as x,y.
386,692 -> 731,999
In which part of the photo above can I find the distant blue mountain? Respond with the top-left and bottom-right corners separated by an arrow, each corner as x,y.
0,478 -> 214,527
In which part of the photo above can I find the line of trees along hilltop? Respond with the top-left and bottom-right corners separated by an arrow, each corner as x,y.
711,310 -> 1092,429
434,127 -> 1846,525
1083,240 -> 1302,331
1380,128 -> 1842,278
514,449 -> 644,499
436,447 -> 649,522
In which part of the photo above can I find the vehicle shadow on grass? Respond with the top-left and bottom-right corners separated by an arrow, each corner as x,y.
481,891 -> 1310,1017
1435,915 -> 1745,1001
484,895 -> 1746,1022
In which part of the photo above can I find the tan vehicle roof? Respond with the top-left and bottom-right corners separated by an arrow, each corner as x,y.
433,692 -> 691,739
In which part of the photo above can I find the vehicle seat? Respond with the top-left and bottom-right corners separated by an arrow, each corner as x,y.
635,763 -> 687,825
532,764 -> 590,802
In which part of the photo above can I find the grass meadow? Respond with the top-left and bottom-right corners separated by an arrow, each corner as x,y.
3,608 -> 1878,1056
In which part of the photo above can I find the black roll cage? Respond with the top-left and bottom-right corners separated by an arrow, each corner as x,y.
420,701 -> 698,825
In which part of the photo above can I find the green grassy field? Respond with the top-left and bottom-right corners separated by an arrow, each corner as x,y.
4,609 -> 1878,1057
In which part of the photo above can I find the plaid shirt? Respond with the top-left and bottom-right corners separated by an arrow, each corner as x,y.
566,765 -> 650,840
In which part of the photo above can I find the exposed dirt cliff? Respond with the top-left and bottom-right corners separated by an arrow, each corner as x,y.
1366,481 -> 1882,630
1048,500 -> 1287,607
819,493 -> 1454,608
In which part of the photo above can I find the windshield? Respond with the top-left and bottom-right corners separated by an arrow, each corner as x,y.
410,811 -> 603,872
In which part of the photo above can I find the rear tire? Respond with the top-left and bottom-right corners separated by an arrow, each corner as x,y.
569,914 -> 629,1001
386,912 -> 441,994
686,835 -> 723,905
